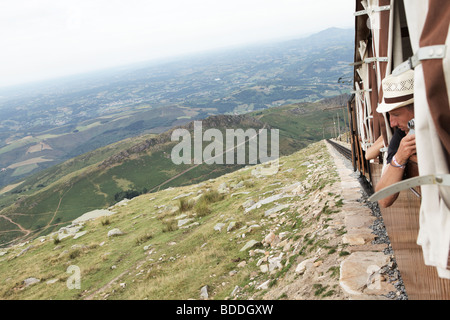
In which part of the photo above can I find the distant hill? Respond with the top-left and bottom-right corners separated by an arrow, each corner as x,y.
0,27 -> 353,188
0,96 -> 349,247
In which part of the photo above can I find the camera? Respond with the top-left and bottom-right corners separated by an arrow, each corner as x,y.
408,119 -> 415,135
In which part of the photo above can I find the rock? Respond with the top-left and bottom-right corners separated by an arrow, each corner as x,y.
172,192 -> 194,200
214,223 -> 226,232
257,280 -> 270,290
247,224 -> 260,232
240,240 -> 260,252
178,218 -> 193,227
295,257 -> 317,275
24,277 -> 40,287
343,231 -> 376,245
340,251 -> 393,297
0,251 -> 7,256
107,228 -> 124,237
218,183 -> 229,194
263,232 -> 280,248
231,286 -> 240,297
242,199 -> 256,209
268,254 -> 284,272
46,279 -> 59,285
245,194 -> 291,213
264,204 -> 291,217
200,285 -> 209,300
233,181 -> 244,189
227,221 -> 237,232
191,194 -> 203,203
237,261 -> 247,268
115,199 -> 130,207
16,245 -> 33,258
73,209 -> 115,224
231,191 -> 250,198
73,231 -> 87,240
58,233 -> 72,241
260,264 -> 269,273
180,222 -> 199,229
314,260 -> 323,267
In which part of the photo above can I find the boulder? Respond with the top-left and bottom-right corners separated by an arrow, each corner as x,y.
107,228 -> 124,237
340,251 -> 394,297
227,221 -> 237,232
263,232 -> 280,247
178,219 -> 193,227
295,257 -> 317,275
200,285 -> 209,300
24,277 -> 40,287
73,231 -> 87,240
214,223 -> 226,232
240,240 -> 260,252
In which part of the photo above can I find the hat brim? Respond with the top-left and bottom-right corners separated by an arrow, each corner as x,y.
376,97 -> 414,113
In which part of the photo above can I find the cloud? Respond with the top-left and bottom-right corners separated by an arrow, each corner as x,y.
0,0 -> 354,87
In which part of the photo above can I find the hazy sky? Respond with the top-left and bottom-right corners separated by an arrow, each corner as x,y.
0,0 -> 355,88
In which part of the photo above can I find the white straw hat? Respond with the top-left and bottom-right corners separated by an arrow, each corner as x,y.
376,69 -> 414,113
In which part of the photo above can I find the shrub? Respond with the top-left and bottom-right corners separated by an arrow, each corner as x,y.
69,249 -> 81,260
53,236 -> 60,245
162,219 -> 178,233
135,233 -> 153,246
202,190 -> 224,203
195,201 -> 211,217
178,198 -> 193,213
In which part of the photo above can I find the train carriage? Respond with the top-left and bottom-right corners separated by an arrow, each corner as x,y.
349,0 -> 450,299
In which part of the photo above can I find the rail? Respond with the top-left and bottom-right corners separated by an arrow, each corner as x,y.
326,139 -> 352,160
326,139 -> 374,196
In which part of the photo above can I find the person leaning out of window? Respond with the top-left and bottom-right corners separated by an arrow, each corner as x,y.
374,70 -> 416,208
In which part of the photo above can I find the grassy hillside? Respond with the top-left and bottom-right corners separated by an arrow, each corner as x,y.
0,98 -> 348,247
0,141 -> 350,300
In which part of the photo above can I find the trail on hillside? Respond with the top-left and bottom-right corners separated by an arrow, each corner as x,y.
149,125 -> 266,193
0,215 -> 30,236
0,214 -> 32,247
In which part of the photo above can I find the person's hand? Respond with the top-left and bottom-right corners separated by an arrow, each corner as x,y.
395,134 -> 416,164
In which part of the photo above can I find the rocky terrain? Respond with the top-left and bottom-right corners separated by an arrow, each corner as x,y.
0,140 -> 406,300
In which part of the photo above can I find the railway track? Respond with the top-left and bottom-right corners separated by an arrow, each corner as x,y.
326,139 -> 352,161
326,139 -> 374,196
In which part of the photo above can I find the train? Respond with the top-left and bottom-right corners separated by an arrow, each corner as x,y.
347,0 -> 450,299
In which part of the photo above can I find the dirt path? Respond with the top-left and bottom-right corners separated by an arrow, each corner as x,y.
46,184 -> 73,228
0,215 -> 31,236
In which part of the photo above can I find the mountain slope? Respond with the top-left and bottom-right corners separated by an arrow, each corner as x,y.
0,96 -> 348,247
0,140 -> 351,300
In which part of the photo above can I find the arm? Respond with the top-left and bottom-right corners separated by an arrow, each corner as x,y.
375,134 -> 416,208
365,136 -> 384,160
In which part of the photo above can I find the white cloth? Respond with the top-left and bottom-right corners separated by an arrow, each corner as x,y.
404,0 -> 450,279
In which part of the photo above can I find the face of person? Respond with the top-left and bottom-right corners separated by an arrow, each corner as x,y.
388,106 -> 414,132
